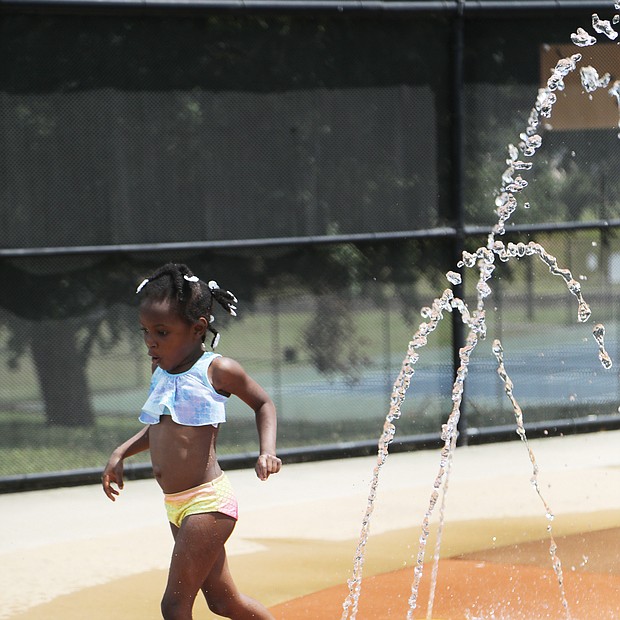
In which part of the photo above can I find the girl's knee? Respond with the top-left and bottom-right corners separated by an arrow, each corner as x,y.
161,592 -> 191,620
206,592 -> 274,620
206,594 -> 234,617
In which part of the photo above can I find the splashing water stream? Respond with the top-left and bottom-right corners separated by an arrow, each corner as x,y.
492,339 -> 570,618
341,4 -> 617,619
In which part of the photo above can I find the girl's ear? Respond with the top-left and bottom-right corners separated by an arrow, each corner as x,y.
194,317 -> 208,340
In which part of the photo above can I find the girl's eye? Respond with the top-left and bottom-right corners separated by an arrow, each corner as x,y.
139,328 -> 168,336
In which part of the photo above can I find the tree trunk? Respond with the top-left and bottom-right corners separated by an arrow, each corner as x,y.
30,321 -> 95,427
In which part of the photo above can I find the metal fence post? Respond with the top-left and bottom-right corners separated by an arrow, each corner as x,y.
452,0 -> 468,446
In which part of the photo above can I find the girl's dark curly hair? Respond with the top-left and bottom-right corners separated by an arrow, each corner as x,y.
135,262 -> 237,348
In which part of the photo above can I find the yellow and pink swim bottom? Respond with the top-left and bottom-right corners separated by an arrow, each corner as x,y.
164,473 -> 239,528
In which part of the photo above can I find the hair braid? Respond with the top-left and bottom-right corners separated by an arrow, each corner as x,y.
135,263 -> 237,348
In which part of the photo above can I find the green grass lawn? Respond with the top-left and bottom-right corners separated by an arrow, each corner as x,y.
0,411 -> 151,476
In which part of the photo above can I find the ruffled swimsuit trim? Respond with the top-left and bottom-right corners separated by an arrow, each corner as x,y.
139,352 -> 228,427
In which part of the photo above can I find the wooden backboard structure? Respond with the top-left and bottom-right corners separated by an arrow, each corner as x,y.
540,42 -> 620,130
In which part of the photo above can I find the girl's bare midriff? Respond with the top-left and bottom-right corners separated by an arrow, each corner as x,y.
148,416 -> 221,494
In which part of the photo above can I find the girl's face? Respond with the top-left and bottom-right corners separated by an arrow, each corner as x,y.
139,298 -> 207,374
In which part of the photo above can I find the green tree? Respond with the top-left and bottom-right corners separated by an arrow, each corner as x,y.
0,258 -> 133,426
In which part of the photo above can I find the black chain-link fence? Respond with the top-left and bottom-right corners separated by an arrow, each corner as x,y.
1,2 -> 620,488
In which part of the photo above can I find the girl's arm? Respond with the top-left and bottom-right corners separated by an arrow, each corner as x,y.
102,425 -> 150,501
211,357 -> 282,481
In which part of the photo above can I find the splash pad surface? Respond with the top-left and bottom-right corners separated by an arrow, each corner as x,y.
273,537 -> 620,619
2,430 -> 620,619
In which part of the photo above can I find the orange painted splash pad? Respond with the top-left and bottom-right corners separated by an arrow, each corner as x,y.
274,561 -> 620,619
3,432 -> 620,619
272,529 -> 620,619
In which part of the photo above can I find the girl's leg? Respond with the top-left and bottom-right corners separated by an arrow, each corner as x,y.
200,547 -> 274,620
162,512 -> 235,620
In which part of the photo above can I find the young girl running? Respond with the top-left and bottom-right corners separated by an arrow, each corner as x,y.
102,262 -> 281,620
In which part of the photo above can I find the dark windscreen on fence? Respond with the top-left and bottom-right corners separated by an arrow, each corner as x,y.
0,12 -> 449,248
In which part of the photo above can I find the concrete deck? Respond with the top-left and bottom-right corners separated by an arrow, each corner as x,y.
2,429 -> 620,619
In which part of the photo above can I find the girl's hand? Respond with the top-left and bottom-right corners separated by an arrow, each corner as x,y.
101,427 -> 150,501
102,454 -> 125,501
255,453 -> 282,481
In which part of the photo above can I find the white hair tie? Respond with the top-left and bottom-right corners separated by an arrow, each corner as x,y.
184,275 -> 199,283
136,278 -> 149,294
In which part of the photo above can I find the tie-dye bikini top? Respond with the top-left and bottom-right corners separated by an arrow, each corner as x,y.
139,352 -> 228,427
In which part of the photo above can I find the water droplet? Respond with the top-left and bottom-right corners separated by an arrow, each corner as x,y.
578,302 -> 592,323
508,143 -> 519,160
513,160 -> 533,170
539,91 -> 557,116
609,80 -> 620,105
446,271 -> 462,285
593,323 -> 613,369
580,65 -> 611,93
477,282 -> 492,299
505,176 -> 528,192
592,13 -> 618,40
519,133 -> 543,156
571,27 -> 597,46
